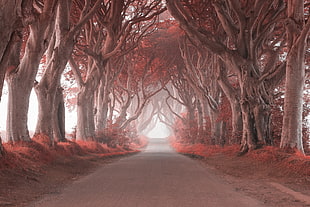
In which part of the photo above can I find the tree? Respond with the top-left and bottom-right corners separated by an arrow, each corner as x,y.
280,0 -> 310,153
216,58 -> 242,144
136,92 -> 167,135
5,0 -> 58,143
165,65 -> 198,143
179,38 -> 226,145
34,0 -> 102,144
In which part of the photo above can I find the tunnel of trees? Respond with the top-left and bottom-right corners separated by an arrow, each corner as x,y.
0,0 -> 309,157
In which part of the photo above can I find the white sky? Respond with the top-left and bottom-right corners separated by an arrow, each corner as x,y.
146,121 -> 171,138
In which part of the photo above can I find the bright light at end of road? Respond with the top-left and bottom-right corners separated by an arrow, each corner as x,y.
146,122 -> 171,138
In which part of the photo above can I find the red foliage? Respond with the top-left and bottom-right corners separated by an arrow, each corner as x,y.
170,136 -> 310,176
56,141 -> 85,156
170,135 -> 239,157
246,147 -> 310,176
0,140 -> 53,171
32,134 -> 55,146
0,135 -> 142,171
76,141 -> 111,154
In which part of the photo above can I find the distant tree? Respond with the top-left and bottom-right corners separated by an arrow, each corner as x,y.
136,92 -> 170,135
113,51 -> 167,130
165,66 -> 198,143
179,38 -> 225,145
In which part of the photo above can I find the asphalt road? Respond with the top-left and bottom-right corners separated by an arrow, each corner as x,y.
30,138 -> 264,207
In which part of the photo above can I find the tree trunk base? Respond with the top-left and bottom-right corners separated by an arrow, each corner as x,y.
280,145 -> 299,154
238,144 -> 249,156
0,138 -> 5,158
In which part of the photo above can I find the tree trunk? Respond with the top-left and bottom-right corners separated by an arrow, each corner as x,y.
34,82 -> 55,143
76,85 -> 96,141
0,0 -> 24,100
280,50 -> 305,152
53,87 -> 66,142
209,109 -> 222,145
238,63 -> 272,153
254,104 -> 272,145
0,136 -> 5,157
35,39 -> 74,143
196,99 -> 204,142
187,106 -> 197,143
5,77 -> 31,142
280,0 -> 309,154
230,100 -> 243,144
95,78 -> 110,132
6,19 -> 54,143
239,100 -> 258,153
220,121 -> 226,146
216,59 -> 243,144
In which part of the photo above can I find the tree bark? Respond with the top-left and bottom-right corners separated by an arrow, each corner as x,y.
281,0 -> 310,153
76,83 -> 96,141
0,0 -> 25,100
53,87 -> 66,142
209,109 -> 223,145
6,77 -> 32,142
216,60 -> 243,144
196,99 -> 204,142
95,77 -> 110,132
0,136 -> 5,157
34,80 -> 56,142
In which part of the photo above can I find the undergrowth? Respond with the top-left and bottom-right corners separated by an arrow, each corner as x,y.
0,134 -> 147,172
170,136 -> 310,177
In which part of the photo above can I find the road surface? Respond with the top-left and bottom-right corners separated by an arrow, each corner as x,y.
29,138 -> 264,207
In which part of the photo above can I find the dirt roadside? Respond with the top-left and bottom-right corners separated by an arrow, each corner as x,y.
188,153 -> 310,207
0,153 -> 137,207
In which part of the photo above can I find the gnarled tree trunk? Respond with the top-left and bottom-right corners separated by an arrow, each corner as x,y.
238,63 -> 272,152
0,136 -> 5,157
281,0 -> 309,153
95,77 -> 110,132
216,60 -> 242,144
6,8 -> 56,142
76,83 -> 96,141
53,87 -> 66,142
35,0 -> 101,143
0,0 -> 27,100
196,100 -> 204,142
6,77 -> 32,142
